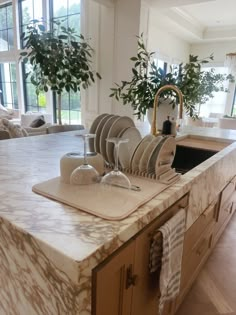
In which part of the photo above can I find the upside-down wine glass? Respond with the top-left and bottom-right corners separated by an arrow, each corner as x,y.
70,133 -> 99,185
101,137 -> 131,189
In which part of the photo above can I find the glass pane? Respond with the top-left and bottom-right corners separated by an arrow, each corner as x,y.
157,59 -> 165,70
12,83 -> 17,108
0,63 -> 18,109
61,93 -> 69,110
38,92 -> 46,110
0,30 -> 8,51
69,110 -> 81,124
0,7 -> 7,29
3,83 -> 11,106
6,5 -> 13,28
70,92 -> 80,110
33,1 -> 43,21
22,0 -> 33,25
68,0 -> 80,15
10,64 -> 16,82
53,0 -> 68,18
26,83 -> 38,106
68,15 -> 80,33
8,28 -> 14,49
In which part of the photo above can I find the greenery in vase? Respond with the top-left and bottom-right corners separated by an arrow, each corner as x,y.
110,35 -> 234,120
20,19 -> 101,125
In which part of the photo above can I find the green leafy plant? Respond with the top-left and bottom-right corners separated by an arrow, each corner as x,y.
110,35 -> 234,120
20,19 -> 101,124
174,55 -> 234,118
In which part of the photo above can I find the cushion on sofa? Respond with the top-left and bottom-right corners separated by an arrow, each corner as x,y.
0,104 -> 14,120
30,115 -> 46,128
0,118 -> 28,138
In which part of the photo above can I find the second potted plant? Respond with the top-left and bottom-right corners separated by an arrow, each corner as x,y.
110,35 -> 234,126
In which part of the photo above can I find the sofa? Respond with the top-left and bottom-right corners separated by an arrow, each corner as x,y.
20,113 -> 53,136
218,117 -> 236,130
21,113 -> 53,127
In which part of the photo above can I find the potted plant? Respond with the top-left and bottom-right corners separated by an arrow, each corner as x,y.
20,19 -> 101,125
110,35 -> 234,121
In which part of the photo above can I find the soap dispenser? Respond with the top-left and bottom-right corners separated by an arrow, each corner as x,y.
171,117 -> 177,136
162,116 -> 172,135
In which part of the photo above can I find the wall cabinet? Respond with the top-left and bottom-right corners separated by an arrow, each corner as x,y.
92,194 -> 189,315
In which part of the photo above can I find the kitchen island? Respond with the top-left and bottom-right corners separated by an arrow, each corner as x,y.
0,126 -> 236,315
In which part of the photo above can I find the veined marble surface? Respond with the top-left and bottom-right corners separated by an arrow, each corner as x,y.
1,127 -> 236,314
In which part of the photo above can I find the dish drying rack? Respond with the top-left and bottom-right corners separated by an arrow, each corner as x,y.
121,166 -> 181,185
102,135 -> 181,186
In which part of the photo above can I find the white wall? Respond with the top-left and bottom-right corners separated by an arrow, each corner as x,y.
111,0 -> 142,118
82,0 -> 143,127
146,7 -> 190,63
81,0 -> 115,128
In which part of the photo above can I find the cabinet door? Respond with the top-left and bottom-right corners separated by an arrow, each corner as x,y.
92,240 -> 135,315
132,194 -> 189,315
214,180 -> 236,243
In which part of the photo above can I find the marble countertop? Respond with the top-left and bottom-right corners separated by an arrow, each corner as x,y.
1,126 -> 236,289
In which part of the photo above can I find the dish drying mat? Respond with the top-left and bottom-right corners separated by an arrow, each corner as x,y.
32,176 -> 169,221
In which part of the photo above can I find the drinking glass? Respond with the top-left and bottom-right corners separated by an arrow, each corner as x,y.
101,137 -> 131,189
70,134 -> 99,185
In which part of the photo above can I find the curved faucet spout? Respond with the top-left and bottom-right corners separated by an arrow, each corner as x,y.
151,85 -> 183,136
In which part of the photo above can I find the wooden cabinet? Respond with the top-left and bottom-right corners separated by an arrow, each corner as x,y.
92,240 -> 135,315
92,194 -> 189,315
92,178 -> 236,315
176,200 -> 218,309
175,178 -> 236,312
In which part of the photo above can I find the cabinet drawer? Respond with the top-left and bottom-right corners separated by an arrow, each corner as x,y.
184,200 -> 217,254
216,181 -> 235,229
181,224 -> 214,291
220,181 -> 235,209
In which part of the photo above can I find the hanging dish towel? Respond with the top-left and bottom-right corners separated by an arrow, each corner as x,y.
149,208 -> 186,314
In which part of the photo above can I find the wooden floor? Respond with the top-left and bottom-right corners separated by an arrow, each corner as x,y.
176,212 -> 236,315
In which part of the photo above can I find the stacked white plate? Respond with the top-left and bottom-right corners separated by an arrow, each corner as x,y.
89,113 -> 109,152
117,127 -> 142,169
89,114 -> 177,180
130,135 -> 154,172
106,116 -> 135,165
89,115 -> 138,166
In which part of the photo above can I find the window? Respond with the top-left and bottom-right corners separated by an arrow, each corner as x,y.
52,0 -> 81,34
0,3 -> 13,51
0,63 -> 18,109
0,0 -> 82,123
22,62 -> 46,112
19,0 -> 45,112
51,0 -> 81,124
19,0 -> 43,46
200,66 -> 229,117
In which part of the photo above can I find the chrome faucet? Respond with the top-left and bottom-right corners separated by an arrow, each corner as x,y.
151,85 -> 183,136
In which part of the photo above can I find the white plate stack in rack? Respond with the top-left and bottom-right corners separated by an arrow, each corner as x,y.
106,116 -> 136,165
89,114 -> 180,184
89,113 -> 110,152
117,127 -> 142,169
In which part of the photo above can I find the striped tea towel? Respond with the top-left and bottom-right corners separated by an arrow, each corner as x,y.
150,209 -> 186,314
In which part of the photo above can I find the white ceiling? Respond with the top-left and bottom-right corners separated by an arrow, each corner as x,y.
147,0 -> 236,43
